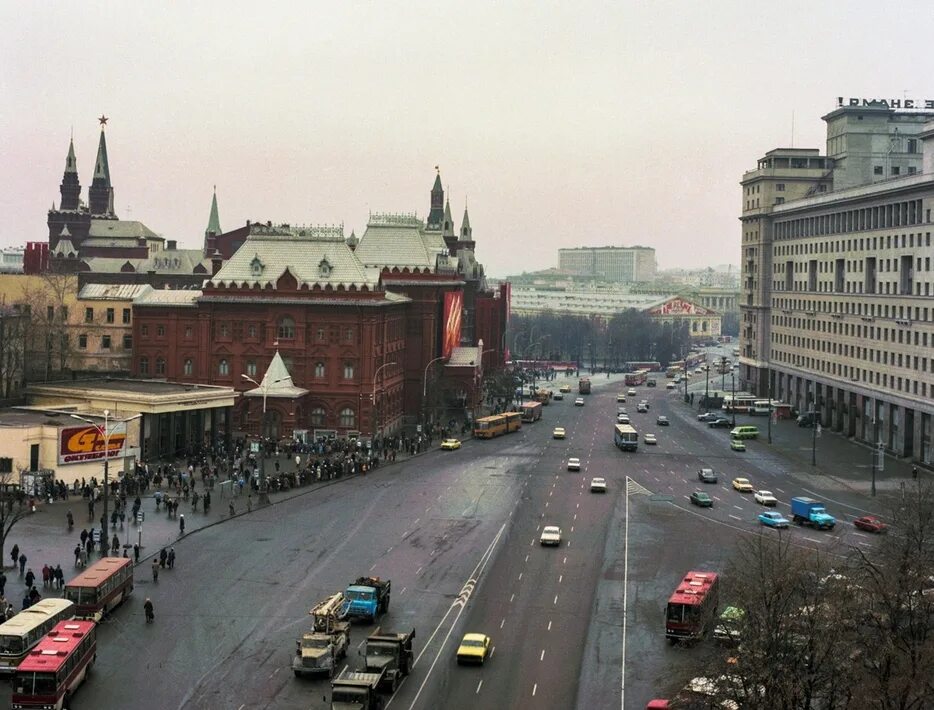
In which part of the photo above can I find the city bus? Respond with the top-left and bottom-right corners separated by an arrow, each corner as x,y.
624,369 -> 650,387
614,423 -> 639,451
721,394 -> 758,414
473,412 -> 523,439
0,599 -> 75,675
11,619 -> 96,709
64,557 -> 134,621
520,401 -> 543,423
625,361 -> 661,372
665,570 -> 719,642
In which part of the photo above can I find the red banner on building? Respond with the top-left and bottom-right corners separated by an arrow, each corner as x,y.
58,424 -> 127,465
442,291 -> 463,359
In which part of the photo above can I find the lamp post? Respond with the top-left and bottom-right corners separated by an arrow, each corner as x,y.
422,356 -> 448,428
371,362 -> 397,440
71,410 -> 142,555
241,374 -> 287,505
766,370 -> 773,445
810,395 -> 821,467
703,353 -> 711,413
474,348 -> 496,417
730,370 -> 737,428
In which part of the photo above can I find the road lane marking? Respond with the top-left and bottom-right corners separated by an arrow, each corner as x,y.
370,562 -> 377,571
500,618 -> 505,629
413,518 -> 420,526
387,546 -> 393,553
532,684 -> 538,697
547,620 -> 552,631
510,593 -> 515,602
416,566 -> 423,575
570,526 -> 574,532
729,514 -> 742,521
733,505 -> 743,510
400,587 -> 406,594
540,649 -> 545,661
562,556 -> 567,564
477,680 -> 483,694
525,554 -> 529,562
518,572 -> 523,580
558,575 -> 563,584
853,532 -> 868,538
804,536 -> 823,543
776,488 -> 785,494
554,595 -> 558,605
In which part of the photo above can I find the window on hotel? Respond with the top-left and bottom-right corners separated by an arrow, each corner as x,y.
339,408 -> 355,428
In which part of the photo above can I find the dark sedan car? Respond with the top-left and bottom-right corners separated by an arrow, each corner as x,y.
853,515 -> 887,533
698,468 -> 718,484
709,417 -> 732,428
697,412 -> 719,422
690,490 -> 714,508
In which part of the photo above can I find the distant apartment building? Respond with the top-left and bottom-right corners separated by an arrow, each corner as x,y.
558,246 -> 656,283
739,101 -> 934,464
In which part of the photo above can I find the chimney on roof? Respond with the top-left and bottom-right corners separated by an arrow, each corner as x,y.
211,249 -> 223,276
167,240 -> 177,250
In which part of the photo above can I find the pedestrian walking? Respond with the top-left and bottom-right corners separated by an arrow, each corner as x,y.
0,570 -> 6,596
24,568 -> 34,589
151,558 -> 159,583
133,543 -> 140,562
85,538 -> 93,558
111,534 -> 120,555
168,548 -> 175,569
79,548 -> 87,567
179,514 -> 185,535
54,565 -> 64,590
10,545 -> 18,568
913,466 -> 919,479
18,554 -> 26,576
247,495 -> 252,513
159,548 -> 167,569
80,529 -> 88,547
41,565 -> 50,588
229,501 -> 235,517
74,545 -> 81,567
28,587 -> 40,605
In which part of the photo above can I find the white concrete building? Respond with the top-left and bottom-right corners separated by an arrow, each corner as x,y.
558,246 -> 656,283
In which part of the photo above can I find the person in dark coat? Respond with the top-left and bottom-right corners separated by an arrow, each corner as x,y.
159,548 -> 167,569
73,545 -> 81,567
10,545 -> 18,567
18,555 -> 27,576
0,570 -> 6,596
24,569 -> 34,589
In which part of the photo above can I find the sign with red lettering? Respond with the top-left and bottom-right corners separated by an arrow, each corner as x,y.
58,423 -> 128,465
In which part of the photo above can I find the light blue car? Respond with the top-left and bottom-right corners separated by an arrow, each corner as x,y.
759,511 -> 790,529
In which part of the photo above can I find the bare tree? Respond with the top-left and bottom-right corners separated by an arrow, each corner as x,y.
18,274 -> 80,382
0,470 -> 30,570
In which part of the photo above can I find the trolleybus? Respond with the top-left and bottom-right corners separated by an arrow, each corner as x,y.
665,570 -> 719,642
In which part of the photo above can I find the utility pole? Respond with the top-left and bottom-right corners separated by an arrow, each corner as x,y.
766,371 -> 773,445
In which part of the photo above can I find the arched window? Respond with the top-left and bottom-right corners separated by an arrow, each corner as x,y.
277,316 -> 295,340
155,357 -> 166,375
310,407 -> 326,427
315,362 -> 325,378
183,359 -> 193,375
339,408 -> 355,428
343,362 -> 354,380
246,360 -> 257,377
219,359 -> 229,376
139,356 -> 149,375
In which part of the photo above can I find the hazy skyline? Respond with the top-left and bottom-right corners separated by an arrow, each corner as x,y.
1,1 -> 929,277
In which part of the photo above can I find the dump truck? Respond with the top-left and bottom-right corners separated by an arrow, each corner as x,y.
364,626 -> 415,693
578,377 -> 591,394
330,668 -> 385,710
293,592 -> 351,678
342,577 -> 391,622
790,496 -> 836,530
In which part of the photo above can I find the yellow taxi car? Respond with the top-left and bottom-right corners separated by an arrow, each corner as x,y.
559,385 -> 571,393
440,438 -> 461,450
731,477 -> 753,492
553,427 -> 566,439
456,633 -> 491,665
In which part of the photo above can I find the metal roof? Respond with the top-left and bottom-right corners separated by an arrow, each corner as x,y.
78,284 -> 153,301
88,219 -> 162,240
133,289 -> 202,307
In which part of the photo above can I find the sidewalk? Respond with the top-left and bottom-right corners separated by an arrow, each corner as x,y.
2,446 -> 428,603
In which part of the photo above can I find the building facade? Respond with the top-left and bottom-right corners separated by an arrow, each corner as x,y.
739,105 -> 934,464
558,246 -> 656,283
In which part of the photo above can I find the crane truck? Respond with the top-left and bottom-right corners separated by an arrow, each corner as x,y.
293,592 -> 351,678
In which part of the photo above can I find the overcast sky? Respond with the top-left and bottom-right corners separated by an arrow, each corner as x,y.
1,1 -> 929,277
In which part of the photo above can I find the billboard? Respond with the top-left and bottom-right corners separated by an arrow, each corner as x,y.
58,423 -> 132,465
442,291 -> 463,359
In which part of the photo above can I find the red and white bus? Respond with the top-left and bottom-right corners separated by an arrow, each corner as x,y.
0,599 -> 75,675
11,620 -> 96,709
625,361 -> 661,372
64,557 -> 134,621
665,570 -> 719,642
520,401 -> 543,423
624,369 -> 650,387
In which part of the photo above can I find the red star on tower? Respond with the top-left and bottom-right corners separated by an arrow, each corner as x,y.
98,114 -> 109,127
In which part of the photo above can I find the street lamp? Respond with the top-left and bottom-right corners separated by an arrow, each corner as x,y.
371,362 -> 397,439
766,369 -> 773,445
71,410 -> 142,555
241,373 -> 287,504
810,397 -> 821,467
703,353 -> 711,413
422,356 -> 448,427
730,370 -> 737,428
472,348 -> 496,417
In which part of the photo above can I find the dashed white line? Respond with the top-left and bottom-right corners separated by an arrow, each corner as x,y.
416,566 -> 423,575
518,572 -> 523,581
500,618 -> 505,629
400,587 -> 406,595
413,518 -> 420,526
547,620 -> 552,631
510,593 -> 515,603
532,683 -> 538,697
733,505 -> 743,510
540,649 -> 545,661
558,575 -> 563,584
553,595 -> 558,605
562,556 -> 567,564
525,554 -> 530,562
804,536 -> 823,544
728,514 -> 742,521
476,680 -> 483,694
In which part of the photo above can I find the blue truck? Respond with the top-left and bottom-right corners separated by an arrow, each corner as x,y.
341,576 -> 391,622
790,497 -> 836,530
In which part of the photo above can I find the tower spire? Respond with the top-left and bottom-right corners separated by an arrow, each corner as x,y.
88,117 -> 115,216
205,186 -> 222,237
460,205 -> 472,240
57,136 -> 81,211
426,167 -> 445,230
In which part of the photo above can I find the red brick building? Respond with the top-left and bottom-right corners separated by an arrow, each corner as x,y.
131,176 -> 509,440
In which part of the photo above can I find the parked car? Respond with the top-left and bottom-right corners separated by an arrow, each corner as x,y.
690,491 -> 713,507
853,515 -> 887,533
759,511 -> 790,529
698,468 -> 718,484
656,415 -> 669,426
754,490 -> 777,506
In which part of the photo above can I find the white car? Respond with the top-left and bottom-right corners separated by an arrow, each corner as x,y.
567,457 -> 581,471
754,490 -> 777,506
540,526 -> 562,546
617,414 -> 630,425
666,382 -> 676,390
590,477 -> 607,493
644,433 -> 657,445
627,388 -> 637,396
574,397 -> 585,406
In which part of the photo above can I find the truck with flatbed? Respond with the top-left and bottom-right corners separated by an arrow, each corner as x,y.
330,669 -> 385,710
364,626 -> 415,693
293,592 -> 351,678
342,577 -> 391,622
790,496 -> 836,530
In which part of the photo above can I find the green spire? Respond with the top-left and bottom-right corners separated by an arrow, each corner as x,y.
93,128 -> 111,185
65,138 -> 77,174
205,186 -> 222,236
